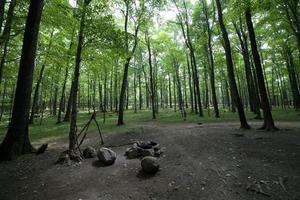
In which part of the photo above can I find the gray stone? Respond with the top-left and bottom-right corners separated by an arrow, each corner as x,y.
97,147 -> 116,165
140,148 -> 154,157
154,149 -> 162,157
125,147 -> 140,159
83,146 -> 97,158
141,156 -> 159,174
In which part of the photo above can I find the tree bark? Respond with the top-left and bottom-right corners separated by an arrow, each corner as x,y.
0,0 -> 5,33
203,0 -> 219,118
0,0 -> 44,160
215,0 -> 250,129
68,0 -> 90,152
117,1 -> 140,125
145,31 -> 156,119
245,8 -> 277,130
0,0 -> 16,84
57,67 -> 69,124
233,20 -> 261,119
285,45 -> 300,110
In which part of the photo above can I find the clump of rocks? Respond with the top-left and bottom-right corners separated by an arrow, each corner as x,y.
56,146 -> 117,166
56,140 -> 162,175
125,141 -> 163,159
125,141 -> 163,174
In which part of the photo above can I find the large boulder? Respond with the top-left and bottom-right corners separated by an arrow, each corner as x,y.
97,147 -> 116,165
141,156 -> 159,174
83,146 -> 97,158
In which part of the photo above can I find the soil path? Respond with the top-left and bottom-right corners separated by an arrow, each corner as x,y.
0,121 -> 300,200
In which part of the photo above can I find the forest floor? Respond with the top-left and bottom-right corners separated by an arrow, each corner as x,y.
0,120 -> 300,200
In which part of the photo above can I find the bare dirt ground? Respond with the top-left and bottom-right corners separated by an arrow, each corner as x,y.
0,121 -> 300,200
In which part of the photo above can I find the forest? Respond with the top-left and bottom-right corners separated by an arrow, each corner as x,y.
0,0 -> 300,199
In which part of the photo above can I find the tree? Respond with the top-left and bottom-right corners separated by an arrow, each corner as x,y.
202,0 -> 220,118
117,0 -> 143,125
0,0 -> 44,160
68,0 -> 91,153
215,0 -> 250,129
245,6 -> 277,131
233,19 -> 261,118
175,0 -> 203,117
145,30 -> 156,119
0,0 -> 16,84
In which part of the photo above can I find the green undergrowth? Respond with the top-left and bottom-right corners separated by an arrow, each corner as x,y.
0,108 -> 299,142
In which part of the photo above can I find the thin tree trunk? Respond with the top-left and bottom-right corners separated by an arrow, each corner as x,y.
168,73 -> 172,108
187,54 -> 194,112
57,67 -> 69,124
0,78 -> 7,120
203,0 -> 219,118
145,31 -> 156,119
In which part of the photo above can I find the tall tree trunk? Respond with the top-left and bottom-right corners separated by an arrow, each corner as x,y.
133,67 -> 137,113
177,2 -> 203,116
203,0 -> 219,118
138,68 -> 142,110
0,0 -> 16,84
187,54 -> 194,112
63,82 -> 73,122
0,0 -> 44,160
174,60 -> 186,120
29,64 -> 46,124
0,78 -> 7,120
215,0 -> 250,129
168,73 -> 172,108
285,45 -> 300,110
0,0 -> 5,33
68,0 -> 90,152
114,62 -> 118,112
117,1 -> 139,125
57,67 -> 69,124
145,31 -> 156,119
245,8 -> 277,130
234,20 -> 261,118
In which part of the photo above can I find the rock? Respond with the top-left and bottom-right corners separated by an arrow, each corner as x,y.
154,149 -> 162,157
36,144 -> 48,155
140,148 -> 153,157
83,147 -> 97,158
125,147 -> 140,159
137,141 -> 153,149
153,144 -> 160,151
137,141 -> 158,149
141,156 -> 159,174
97,147 -> 116,165
56,151 -> 71,165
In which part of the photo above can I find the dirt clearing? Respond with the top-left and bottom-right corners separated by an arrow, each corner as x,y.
0,121 -> 300,200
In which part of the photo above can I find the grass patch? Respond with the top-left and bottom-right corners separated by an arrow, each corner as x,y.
0,108 -> 299,142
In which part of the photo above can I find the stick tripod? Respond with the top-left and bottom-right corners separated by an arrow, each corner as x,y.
75,111 -> 104,152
